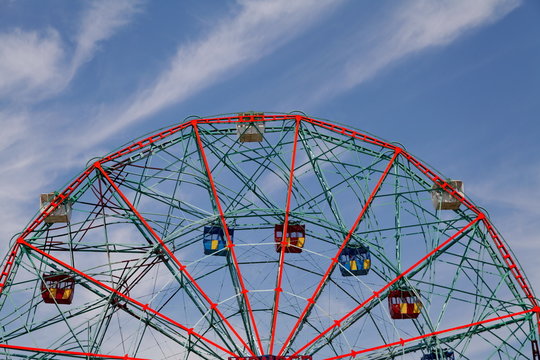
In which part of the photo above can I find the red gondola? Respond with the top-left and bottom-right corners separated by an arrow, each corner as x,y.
275,224 -> 305,253
388,288 -> 422,319
41,273 -> 75,305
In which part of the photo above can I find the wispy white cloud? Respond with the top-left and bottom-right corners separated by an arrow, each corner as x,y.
0,110 -> 79,247
0,0 -> 143,248
81,0 -> 343,145
0,136 -> 45,247
0,29 -> 64,100
0,0 -> 141,102
0,110 -> 29,152
298,0 -> 521,105
70,0 -> 142,79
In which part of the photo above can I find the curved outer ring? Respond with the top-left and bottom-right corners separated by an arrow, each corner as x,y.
0,113 -> 538,359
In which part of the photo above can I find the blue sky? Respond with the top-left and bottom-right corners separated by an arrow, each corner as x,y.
0,0 -> 539,325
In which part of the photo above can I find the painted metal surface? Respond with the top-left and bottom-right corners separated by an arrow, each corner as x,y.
0,113 -> 537,359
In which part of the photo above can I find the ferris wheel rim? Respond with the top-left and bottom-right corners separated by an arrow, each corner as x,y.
0,112 -> 538,360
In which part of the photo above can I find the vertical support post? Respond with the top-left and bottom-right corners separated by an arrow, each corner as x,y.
192,121 -> 263,355
289,216 -> 481,358
532,339 -> 540,360
95,161 -> 255,356
20,239 -> 238,358
278,148 -> 400,356
269,116 -> 301,355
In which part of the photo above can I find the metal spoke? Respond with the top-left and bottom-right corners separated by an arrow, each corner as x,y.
0,113 -> 537,360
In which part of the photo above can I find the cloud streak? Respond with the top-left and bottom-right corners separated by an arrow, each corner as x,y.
0,1 -> 142,251
0,0 -> 525,264
70,0 -> 142,80
299,0 -> 521,105
82,0 -> 342,145
0,29 -> 64,101
0,0 -> 141,103
74,0 -> 522,152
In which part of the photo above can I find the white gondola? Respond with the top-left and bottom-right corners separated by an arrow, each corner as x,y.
40,193 -> 72,223
431,180 -> 464,210
237,112 -> 265,143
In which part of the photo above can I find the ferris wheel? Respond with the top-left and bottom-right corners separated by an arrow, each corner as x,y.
0,112 -> 538,360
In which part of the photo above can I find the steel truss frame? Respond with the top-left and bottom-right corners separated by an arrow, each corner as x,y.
0,113 -> 538,360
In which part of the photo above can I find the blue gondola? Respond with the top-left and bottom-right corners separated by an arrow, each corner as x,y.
338,246 -> 371,276
203,226 -> 234,256
421,350 -> 454,360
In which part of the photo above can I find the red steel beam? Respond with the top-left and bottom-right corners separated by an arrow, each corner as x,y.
400,147 -> 539,333
0,164 -> 97,296
301,117 -> 398,151
482,216 -> 540,334
303,117 -> 539,334
278,148 -> 401,356
0,242 -> 20,293
192,121 -> 263,355
0,342 -> 150,359
302,117 -> 481,214
323,308 -> 537,360
97,113 -> 537,325
20,165 -> 97,241
95,162 -> 254,356
1,114 -> 537,356
99,116 -> 540,327
19,239 -> 237,357
269,116 -> 302,355
289,215 -> 482,358
398,150 -> 480,214
99,115 -> 296,164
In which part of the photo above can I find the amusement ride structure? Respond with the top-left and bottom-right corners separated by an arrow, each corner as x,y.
0,112 -> 538,359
